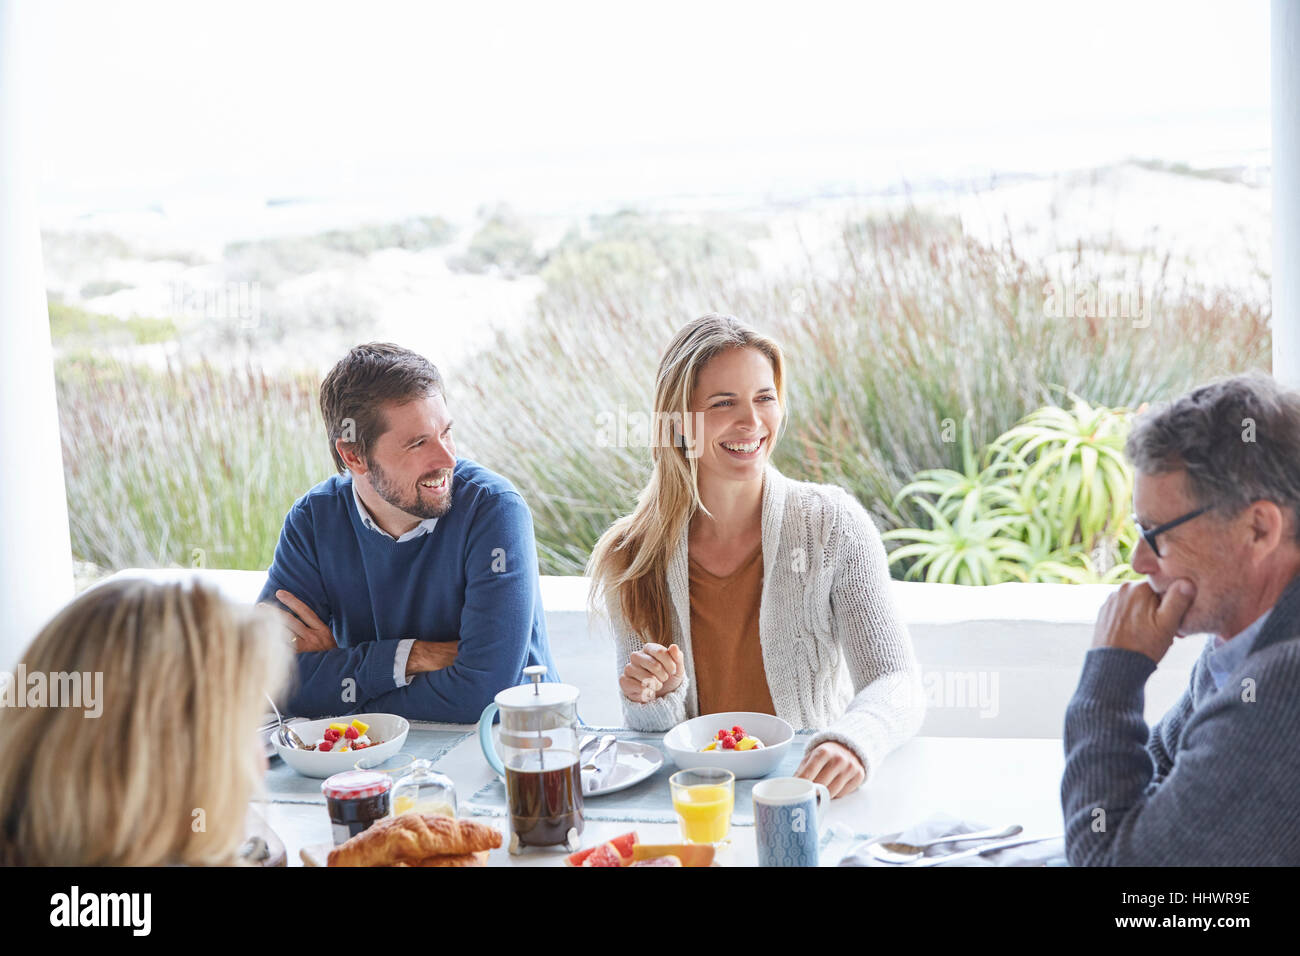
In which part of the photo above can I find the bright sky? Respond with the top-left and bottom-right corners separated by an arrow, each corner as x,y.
29,0 -> 1271,210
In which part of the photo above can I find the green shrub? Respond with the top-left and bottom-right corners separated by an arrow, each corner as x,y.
49,301 -> 178,347
448,205 -> 539,277
883,397 -> 1141,585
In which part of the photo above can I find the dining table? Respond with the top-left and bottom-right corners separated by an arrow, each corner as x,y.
254,722 -> 1067,867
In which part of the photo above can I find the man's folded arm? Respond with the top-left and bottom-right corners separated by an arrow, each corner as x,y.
1062,645 -> 1298,866
357,491 -> 540,723
288,644 -> 410,717
257,502 -> 408,716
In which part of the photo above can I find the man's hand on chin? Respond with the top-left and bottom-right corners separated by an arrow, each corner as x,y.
405,640 -> 460,678
1091,579 -> 1197,664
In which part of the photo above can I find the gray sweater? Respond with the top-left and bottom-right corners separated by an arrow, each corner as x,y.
1061,574 -> 1300,865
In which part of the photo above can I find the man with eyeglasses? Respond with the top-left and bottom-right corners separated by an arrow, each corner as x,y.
1061,372 -> 1300,865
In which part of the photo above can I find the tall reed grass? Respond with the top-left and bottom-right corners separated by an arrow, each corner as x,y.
56,210 -> 1270,576
57,356 -> 332,571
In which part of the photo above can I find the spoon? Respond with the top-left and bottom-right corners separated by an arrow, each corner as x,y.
265,695 -> 306,750
582,734 -> 617,771
867,824 -> 1023,864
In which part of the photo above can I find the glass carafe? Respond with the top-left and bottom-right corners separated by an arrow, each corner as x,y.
478,665 -> 584,853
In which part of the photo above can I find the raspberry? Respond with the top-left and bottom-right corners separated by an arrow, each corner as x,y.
345,726 -> 359,740
720,736 -> 736,749
318,740 -> 333,752
732,725 -> 745,737
324,728 -> 341,742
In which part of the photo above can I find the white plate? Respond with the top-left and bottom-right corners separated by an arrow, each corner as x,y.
583,740 -> 663,797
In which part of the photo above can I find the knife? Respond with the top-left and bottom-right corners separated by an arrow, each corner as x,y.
908,833 -> 1064,867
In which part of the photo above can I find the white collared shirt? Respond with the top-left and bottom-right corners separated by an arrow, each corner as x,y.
351,480 -> 438,542
349,478 -> 436,686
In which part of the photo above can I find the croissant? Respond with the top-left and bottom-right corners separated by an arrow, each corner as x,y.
328,814 -> 502,867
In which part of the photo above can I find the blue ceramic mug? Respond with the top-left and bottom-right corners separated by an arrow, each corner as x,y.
752,777 -> 830,867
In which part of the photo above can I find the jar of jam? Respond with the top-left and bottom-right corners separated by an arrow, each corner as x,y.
321,770 -> 393,846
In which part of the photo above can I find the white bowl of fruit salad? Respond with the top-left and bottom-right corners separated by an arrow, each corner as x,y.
662,712 -> 793,779
271,713 -> 410,779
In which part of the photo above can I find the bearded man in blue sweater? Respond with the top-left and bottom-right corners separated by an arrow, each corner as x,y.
258,343 -> 559,722
1062,372 -> 1300,865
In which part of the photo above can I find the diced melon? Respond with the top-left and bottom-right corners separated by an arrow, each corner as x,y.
328,723 -> 348,734
702,742 -> 717,751
630,843 -> 715,867
351,719 -> 370,735
736,737 -> 758,751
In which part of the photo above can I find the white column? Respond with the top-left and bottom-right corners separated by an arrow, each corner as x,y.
0,0 -> 74,669
1275,0 -> 1300,388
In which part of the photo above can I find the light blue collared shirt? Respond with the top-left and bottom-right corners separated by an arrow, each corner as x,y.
351,480 -> 439,543
350,479 -> 434,687
1204,609 -> 1271,691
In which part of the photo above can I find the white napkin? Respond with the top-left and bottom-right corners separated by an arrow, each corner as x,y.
838,814 -> 1067,867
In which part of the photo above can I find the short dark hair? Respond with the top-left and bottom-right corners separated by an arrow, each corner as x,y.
319,343 -> 444,473
1125,371 -> 1300,540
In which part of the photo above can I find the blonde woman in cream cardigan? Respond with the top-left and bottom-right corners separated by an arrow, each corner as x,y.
588,314 -> 924,798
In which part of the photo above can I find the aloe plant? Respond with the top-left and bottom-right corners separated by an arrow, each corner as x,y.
882,499 -> 1034,585
892,413 -> 1022,528
885,396 -> 1143,586
990,395 -> 1133,553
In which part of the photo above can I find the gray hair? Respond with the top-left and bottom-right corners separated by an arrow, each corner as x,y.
1125,372 -> 1300,540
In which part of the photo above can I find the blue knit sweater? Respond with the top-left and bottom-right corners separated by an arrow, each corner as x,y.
258,459 -> 558,723
1062,574 -> 1300,865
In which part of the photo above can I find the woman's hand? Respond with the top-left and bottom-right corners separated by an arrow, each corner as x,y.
795,741 -> 865,798
619,642 -> 685,702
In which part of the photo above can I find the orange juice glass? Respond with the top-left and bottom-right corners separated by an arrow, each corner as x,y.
670,768 -> 735,845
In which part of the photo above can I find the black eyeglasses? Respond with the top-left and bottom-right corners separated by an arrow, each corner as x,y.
1131,506 -> 1209,558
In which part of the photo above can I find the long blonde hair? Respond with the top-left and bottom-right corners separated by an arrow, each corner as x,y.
588,313 -> 787,644
0,579 -> 291,866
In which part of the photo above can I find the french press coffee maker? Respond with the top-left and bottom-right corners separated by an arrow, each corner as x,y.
478,665 -> 584,854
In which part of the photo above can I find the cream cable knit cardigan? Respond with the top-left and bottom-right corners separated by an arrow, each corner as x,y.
604,466 -> 925,780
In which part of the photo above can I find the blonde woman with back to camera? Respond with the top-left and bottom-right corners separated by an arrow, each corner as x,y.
588,313 -> 925,797
0,579 -> 290,866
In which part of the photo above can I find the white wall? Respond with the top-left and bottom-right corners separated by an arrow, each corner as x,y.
99,570 -> 1200,739
0,0 -> 74,670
